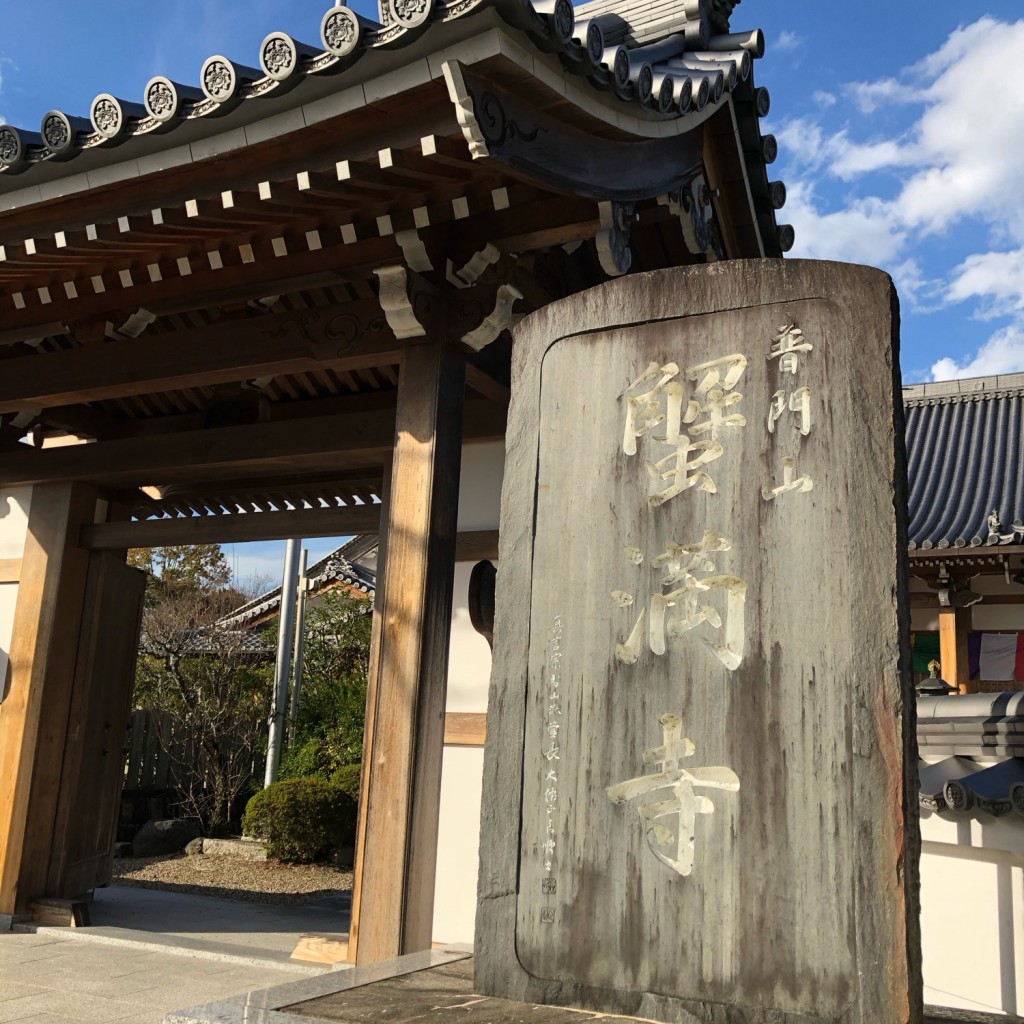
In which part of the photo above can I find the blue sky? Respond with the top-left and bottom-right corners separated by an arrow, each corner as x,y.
2,1 -> 1022,584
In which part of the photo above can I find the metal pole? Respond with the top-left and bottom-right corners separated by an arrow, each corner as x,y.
265,538 -> 301,787
287,548 -> 309,749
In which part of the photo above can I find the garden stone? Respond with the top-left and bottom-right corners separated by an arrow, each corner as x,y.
131,818 -> 201,857
203,837 -> 267,861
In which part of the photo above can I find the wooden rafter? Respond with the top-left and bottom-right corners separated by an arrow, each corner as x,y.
0,398 -> 506,487
0,299 -> 401,413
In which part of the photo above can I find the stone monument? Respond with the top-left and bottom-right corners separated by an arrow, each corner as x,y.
476,260 -> 921,1023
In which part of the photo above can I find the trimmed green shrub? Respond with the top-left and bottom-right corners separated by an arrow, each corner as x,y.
242,778 -> 355,863
331,763 -> 362,804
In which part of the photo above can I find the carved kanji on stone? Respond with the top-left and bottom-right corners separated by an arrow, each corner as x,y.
607,713 -> 739,877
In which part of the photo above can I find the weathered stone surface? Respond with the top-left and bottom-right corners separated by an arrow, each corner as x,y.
476,262 -> 919,1023
131,818 -> 201,857
184,838 -> 205,857
202,837 -> 266,861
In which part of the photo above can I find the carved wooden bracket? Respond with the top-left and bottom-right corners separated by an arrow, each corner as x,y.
462,284 -> 524,352
661,173 -> 721,260
596,201 -> 636,277
373,265 -> 434,340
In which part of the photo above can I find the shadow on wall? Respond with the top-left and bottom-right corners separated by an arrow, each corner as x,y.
920,812 -> 1023,1015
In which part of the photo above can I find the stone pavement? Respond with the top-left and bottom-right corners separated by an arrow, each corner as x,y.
0,929 -> 304,1024
0,884 -> 352,1024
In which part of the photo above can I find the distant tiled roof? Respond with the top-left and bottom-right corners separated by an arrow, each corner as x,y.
918,693 -> 1024,818
139,626 -> 273,657
218,535 -> 376,630
905,374 -> 1024,551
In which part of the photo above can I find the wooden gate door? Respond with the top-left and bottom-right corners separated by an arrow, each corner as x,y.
46,553 -> 146,898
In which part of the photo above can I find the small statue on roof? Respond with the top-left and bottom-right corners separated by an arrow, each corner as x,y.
986,509 -> 1023,545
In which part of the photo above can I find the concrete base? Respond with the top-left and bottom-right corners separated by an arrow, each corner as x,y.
164,952 -> 1019,1024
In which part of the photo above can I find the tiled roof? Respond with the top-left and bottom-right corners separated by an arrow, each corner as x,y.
0,0 -> 789,250
139,626 -> 273,657
918,693 -> 1024,818
905,374 -> 1024,551
218,535 -> 376,630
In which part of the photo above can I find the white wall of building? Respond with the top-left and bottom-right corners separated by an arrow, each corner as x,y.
0,487 -> 32,702
920,785 -> 1024,1014
432,442 -> 503,945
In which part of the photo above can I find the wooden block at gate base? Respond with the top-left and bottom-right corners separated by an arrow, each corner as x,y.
475,261 -> 921,1023
30,897 -> 90,927
292,933 -> 350,964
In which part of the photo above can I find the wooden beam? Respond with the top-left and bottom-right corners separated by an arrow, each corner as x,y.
0,559 -> 20,584
81,510 -> 494,558
939,606 -> 972,695
80,505 -> 384,550
0,300 -> 400,413
349,338 -> 465,964
0,410 -> 392,488
0,484 -> 96,914
455,530 -> 499,562
465,365 -> 510,406
443,712 -> 487,747
0,399 -> 505,489
349,454 -> 392,967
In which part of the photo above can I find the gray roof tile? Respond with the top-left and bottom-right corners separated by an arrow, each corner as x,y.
905,377 -> 1024,550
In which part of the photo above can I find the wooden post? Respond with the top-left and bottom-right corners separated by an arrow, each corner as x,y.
0,483 -> 96,914
939,606 -> 972,694
348,338 -> 465,963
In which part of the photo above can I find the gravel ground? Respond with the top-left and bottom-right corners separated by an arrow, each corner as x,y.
112,854 -> 353,906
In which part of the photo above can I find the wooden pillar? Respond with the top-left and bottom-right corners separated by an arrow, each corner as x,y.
349,338 -> 466,963
0,483 -> 96,915
939,605 -> 971,695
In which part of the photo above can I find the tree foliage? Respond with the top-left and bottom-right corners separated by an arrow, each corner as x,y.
281,588 -> 372,781
132,545 -> 272,834
128,544 -> 232,603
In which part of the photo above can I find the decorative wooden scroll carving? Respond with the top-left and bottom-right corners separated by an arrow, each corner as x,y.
596,202 -> 637,277
442,61 -> 703,202
462,285 -> 524,351
373,266 -> 432,340
662,173 -> 721,259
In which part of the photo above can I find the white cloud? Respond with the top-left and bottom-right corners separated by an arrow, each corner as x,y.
775,30 -> 804,53
779,16 -> 1024,242
947,249 -> 1024,318
811,90 -> 836,109
774,17 -> 1024,382
931,324 -> 1024,381
775,180 -> 907,267
842,77 -> 913,115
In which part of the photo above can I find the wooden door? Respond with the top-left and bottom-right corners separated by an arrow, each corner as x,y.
46,553 -> 146,898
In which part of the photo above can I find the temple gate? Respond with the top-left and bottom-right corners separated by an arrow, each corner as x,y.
0,0 -> 790,967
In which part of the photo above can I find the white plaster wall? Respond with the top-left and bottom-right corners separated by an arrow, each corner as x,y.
432,442 -> 503,944
920,809 -> 1024,1014
0,487 -> 31,559
911,609 -> 940,632
0,488 -> 32,701
972,605 -> 1024,631
447,561 -> 491,714
456,441 -> 504,532
432,745 -> 486,945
